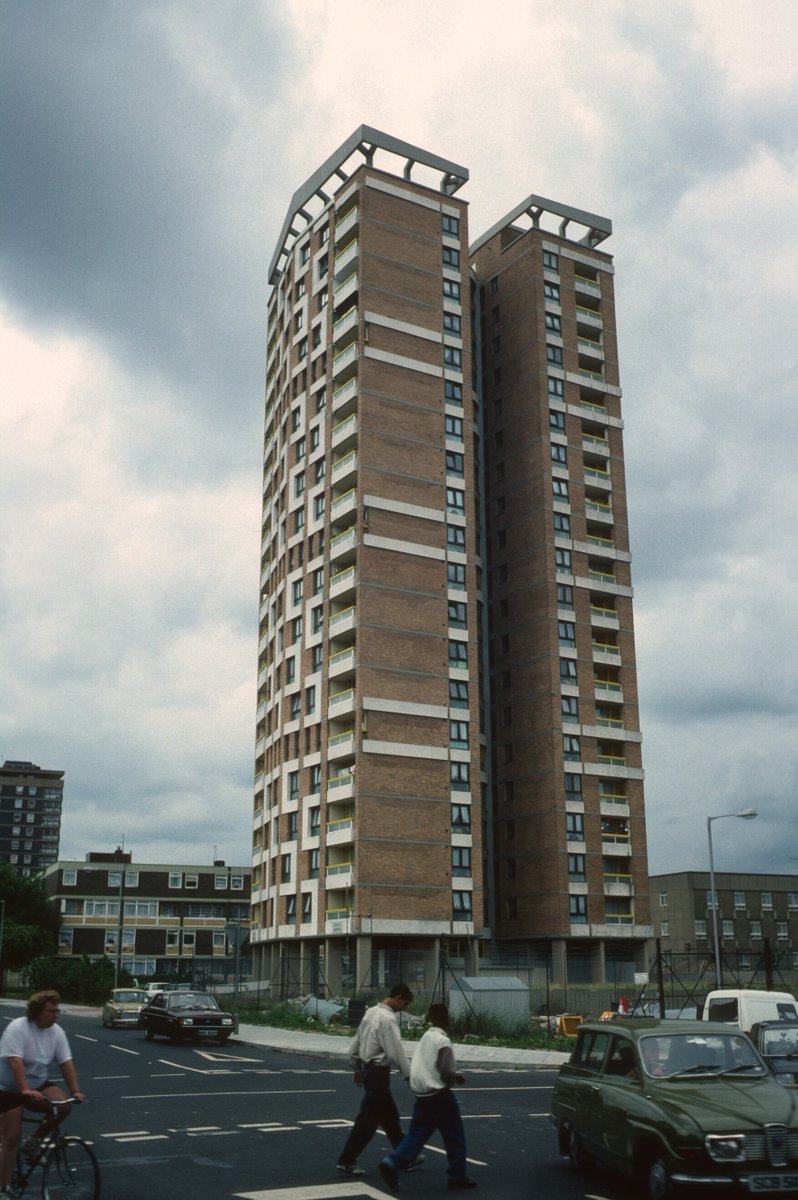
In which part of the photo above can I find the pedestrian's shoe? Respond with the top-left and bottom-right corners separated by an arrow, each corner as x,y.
404,1153 -> 426,1171
336,1161 -> 365,1176
378,1158 -> 400,1192
448,1178 -> 477,1190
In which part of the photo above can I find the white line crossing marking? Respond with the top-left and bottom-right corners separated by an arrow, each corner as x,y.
101,1130 -> 151,1138
236,1186 -> 388,1199
110,1043 -> 140,1055
74,1034 -> 98,1042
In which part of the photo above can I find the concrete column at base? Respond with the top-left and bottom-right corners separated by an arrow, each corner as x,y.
356,934 -> 373,992
462,939 -> 479,977
325,938 -> 343,996
421,939 -> 441,1001
551,939 -> 568,985
593,940 -> 607,985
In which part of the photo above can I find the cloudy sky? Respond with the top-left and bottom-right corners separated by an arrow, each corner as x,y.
2,0 -> 796,878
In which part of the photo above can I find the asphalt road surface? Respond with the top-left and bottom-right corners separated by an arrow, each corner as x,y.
4,1008 -> 642,1200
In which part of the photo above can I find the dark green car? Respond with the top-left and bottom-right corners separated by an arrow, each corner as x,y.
550,1019 -> 798,1197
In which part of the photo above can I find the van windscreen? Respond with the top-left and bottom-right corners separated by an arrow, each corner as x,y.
707,998 -> 739,1023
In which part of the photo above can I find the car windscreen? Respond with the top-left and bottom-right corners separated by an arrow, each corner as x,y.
762,1026 -> 798,1055
115,991 -> 146,1002
639,1032 -> 765,1077
167,994 -> 218,1011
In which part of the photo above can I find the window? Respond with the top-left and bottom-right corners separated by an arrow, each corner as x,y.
442,214 -> 460,236
722,920 -> 734,938
545,313 -> 562,334
548,377 -> 565,400
564,772 -> 582,799
443,346 -> 462,369
311,644 -> 323,672
563,734 -> 580,761
214,874 -> 227,890
449,639 -> 468,667
561,696 -> 579,723
777,921 -> 788,939
450,762 -> 470,791
286,895 -> 296,925
447,525 -> 466,550
62,869 -> 77,887
566,812 -> 584,841
568,853 -> 586,881
230,875 -> 244,891
558,620 -> 576,647
443,313 -> 461,336
553,478 -> 569,502
694,920 -> 707,938
168,872 -> 182,889
311,605 -> 323,634
445,451 -> 464,478
734,891 -> 746,908
560,657 -> 577,684
547,345 -> 563,366
292,616 -> 302,643
306,685 -> 317,714
555,548 -> 572,573
659,892 -> 668,907
286,657 -> 296,683
315,458 -> 325,482
446,487 -> 465,515
761,892 -> 773,909
490,275 -> 499,293
310,806 -> 321,836
442,246 -> 460,268
308,849 -> 320,879
452,847 -> 471,876
750,920 -> 762,939
452,891 -> 473,918
290,693 -> 301,720
452,803 -> 471,833
292,579 -> 303,605
313,494 -> 324,520
557,584 -> 574,606
551,443 -> 567,466
447,562 -> 466,589
445,415 -> 463,440
288,770 -> 299,801
444,380 -> 463,405
302,893 -> 312,924
449,680 -> 468,707
569,895 -> 587,924
544,282 -> 560,302
543,250 -> 559,271
448,600 -> 467,628
450,719 -> 469,747
443,279 -> 461,301
287,811 -> 299,840
281,854 -> 292,883
550,409 -> 566,432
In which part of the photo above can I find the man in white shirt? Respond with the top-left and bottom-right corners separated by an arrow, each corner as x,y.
378,1003 -> 476,1191
0,991 -> 85,1195
336,982 -> 415,1177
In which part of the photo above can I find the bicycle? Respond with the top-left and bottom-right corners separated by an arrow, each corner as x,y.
10,1098 -> 99,1199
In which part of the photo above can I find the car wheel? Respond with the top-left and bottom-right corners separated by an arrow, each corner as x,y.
568,1128 -> 592,1173
101,1015 -> 108,1028
647,1158 -> 672,1200
557,1122 -> 570,1156
144,1022 -> 155,1041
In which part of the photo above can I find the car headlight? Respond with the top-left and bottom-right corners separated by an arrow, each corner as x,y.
775,1072 -> 797,1086
114,1008 -> 124,1016
222,1018 -> 233,1025
181,1017 -> 194,1025
705,1134 -> 746,1162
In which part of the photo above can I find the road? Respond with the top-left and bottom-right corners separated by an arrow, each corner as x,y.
4,1008 -> 640,1199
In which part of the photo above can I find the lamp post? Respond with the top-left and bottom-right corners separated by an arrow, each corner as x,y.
707,808 -> 758,990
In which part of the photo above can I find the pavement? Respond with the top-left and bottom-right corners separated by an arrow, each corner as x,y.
234,1020 -> 569,1071
1,999 -> 569,1070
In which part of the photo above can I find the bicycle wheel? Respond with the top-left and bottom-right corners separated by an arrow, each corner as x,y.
41,1136 -> 100,1200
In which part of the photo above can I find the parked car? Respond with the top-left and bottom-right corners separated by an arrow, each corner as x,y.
142,980 -> 179,997
140,990 -> 235,1043
101,988 -> 148,1028
750,1020 -> 798,1089
551,1018 -> 798,1198
702,988 -> 798,1033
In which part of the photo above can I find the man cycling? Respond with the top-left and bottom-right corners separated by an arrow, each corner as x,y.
0,990 -> 85,1196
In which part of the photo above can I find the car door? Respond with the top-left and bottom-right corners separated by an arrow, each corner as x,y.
599,1033 -> 643,1168
571,1030 -> 612,1161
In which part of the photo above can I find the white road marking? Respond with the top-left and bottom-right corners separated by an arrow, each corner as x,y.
110,1044 -> 140,1055
74,1034 -> 98,1042
236,1187 -> 388,1199
123,1088 -> 336,1100
115,1134 -> 169,1143
193,1049 -> 262,1063
101,1130 -> 151,1138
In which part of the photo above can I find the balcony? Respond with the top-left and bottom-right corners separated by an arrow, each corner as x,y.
585,496 -> 613,521
334,238 -> 359,280
584,464 -> 611,489
332,412 -> 358,451
332,375 -> 358,414
328,644 -> 356,678
327,813 -> 355,843
329,562 -> 356,600
328,687 -> 355,719
327,769 -> 355,799
332,305 -> 358,347
329,603 -> 356,634
333,272 -> 358,307
334,205 -> 359,244
331,449 -> 357,488
592,639 -> 620,661
332,340 -> 358,384
331,488 -> 357,524
578,337 -> 604,362
576,304 -> 602,328
574,273 -> 601,298
327,726 -> 355,761
329,526 -> 357,565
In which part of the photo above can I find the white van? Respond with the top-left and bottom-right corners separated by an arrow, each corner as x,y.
702,989 -> 798,1033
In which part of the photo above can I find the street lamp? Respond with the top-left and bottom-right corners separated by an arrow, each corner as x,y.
707,808 -> 758,990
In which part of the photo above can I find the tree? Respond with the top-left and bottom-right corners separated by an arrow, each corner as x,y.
23,954 -> 119,1004
0,862 -> 60,983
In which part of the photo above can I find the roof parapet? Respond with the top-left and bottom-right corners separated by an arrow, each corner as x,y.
268,125 -> 469,285
470,192 -> 612,258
